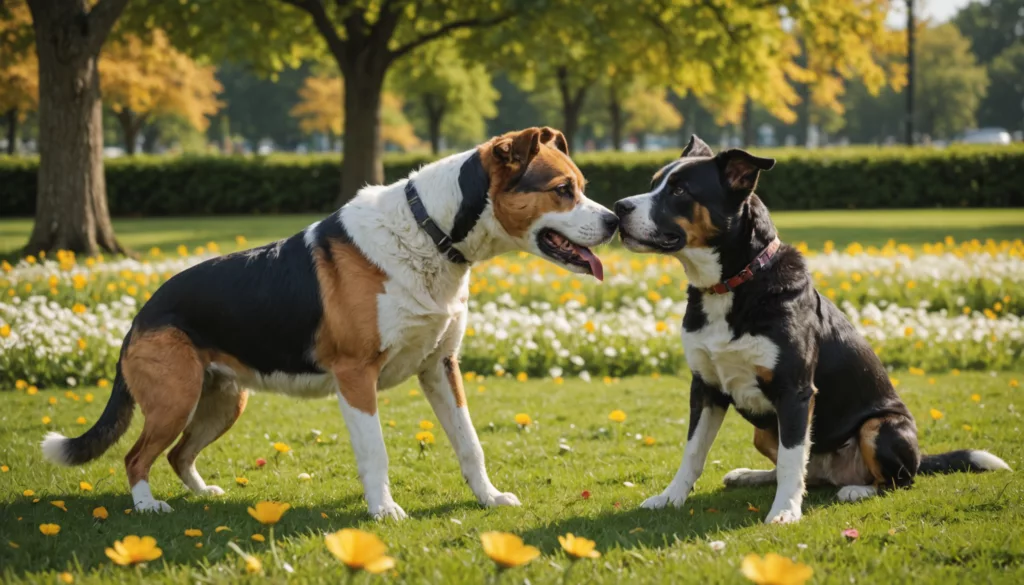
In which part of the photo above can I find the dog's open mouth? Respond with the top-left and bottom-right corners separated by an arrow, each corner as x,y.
538,228 -> 604,281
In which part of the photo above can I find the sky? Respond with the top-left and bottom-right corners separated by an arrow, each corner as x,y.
888,0 -> 976,27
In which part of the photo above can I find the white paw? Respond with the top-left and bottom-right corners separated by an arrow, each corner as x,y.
837,485 -> 878,502
198,485 -> 225,496
723,468 -> 776,487
369,501 -> 407,521
640,491 -> 687,510
482,491 -> 521,508
765,507 -> 801,525
135,499 -> 173,513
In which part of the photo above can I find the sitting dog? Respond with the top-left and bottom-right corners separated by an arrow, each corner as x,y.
614,135 -> 1010,524
43,127 -> 619,518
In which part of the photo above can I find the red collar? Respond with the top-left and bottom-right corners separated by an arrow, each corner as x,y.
704,237 -> 782,295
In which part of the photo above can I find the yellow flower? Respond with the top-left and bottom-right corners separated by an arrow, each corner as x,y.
0,465 -> 7,472
408,389 -> 419,396
273,442 -> 290,454
554,376 -> 564,385
184,529 -> 203,538
23,489 -> 34,497
247,501 -> 291,525
71,303 -> 87,314
655,321 -> 668,333
76,416 -> 87,424
0,324 -> 10,338
39,523 -> 61,536
1011,379 -> 1020,388
930,408 -> 944,420
584,321 -> 595,333
245,555 -> 262,574
741,553 -> 813,585
15,379 -> 27,390
419,420 -> 435,431
963,424 -> 973,431
643,436 -> 656,446
97,377 -> 110,388
971,394 -> 981,402
77,338 -> 87,350
608,410 -> 627,423
516,372 -> 528,382
558,533 -> 600,559
415,431 -> 435,444
85,392 -> 94,402
215,526 -> 230,533
236,477 -> 248,486
325,529 -> 396,574
93,506 -> 109,520
952,369 -> 961,376
889,377 -> 900,388
480,532 -> 540,569
27,385 -> 38,395
79,481 -> 92,491
48,396 -> 58,405
59,572 -> 74,584
51,500 -> 67,511
251,534 -> 266,542
515,413 -> 532,426
236,235 -> 248,246
105,535 -> 163,565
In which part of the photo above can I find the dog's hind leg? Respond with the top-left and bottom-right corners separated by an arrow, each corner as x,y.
724,428 -> 779,487
168,372 -> 248,496
121,328 -> 205,513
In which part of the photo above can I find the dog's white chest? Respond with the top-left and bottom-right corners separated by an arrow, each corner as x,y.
683,295 -> 778,415
376,284 -> 467,390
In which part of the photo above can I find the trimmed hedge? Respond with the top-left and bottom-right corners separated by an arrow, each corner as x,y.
2,146 -> 1022,216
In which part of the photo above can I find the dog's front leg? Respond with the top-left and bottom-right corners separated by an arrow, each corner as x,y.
764,389 -> 814,524
418,355 -> 520,508
334,362 -> 406,520
642,376 -> 727,509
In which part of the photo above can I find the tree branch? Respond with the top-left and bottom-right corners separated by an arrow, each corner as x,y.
388,12 -> 512,62
279,0 -> 348,63
85,0 -> 130,54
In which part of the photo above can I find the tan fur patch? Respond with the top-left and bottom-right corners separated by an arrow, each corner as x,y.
442,356 -> 467,408
674,202 -> 718,247
121,327 -> 205,485
858,417 -> 887,485
755,366 -> 774,384
479,129 -> 584,238
753,427 -> 779,464
313,241 -> 388,415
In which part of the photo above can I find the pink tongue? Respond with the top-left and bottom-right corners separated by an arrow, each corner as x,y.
575,246 -> 604,281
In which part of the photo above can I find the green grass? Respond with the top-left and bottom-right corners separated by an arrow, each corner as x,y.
2,372 -> 1021,583
3,208 -> 1023,255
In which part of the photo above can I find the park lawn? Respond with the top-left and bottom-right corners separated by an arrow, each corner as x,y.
1,371 -> 1021,584
2,208 -> 1024,255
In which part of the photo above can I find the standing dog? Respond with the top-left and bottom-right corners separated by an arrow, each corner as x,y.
615,135 -> 1010,524
43,127 -> 618,519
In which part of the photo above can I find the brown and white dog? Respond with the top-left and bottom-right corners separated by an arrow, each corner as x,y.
43,127 -> 618,519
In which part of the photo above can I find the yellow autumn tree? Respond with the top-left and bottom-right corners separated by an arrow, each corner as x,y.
100,30 -> 223,154
291,73 -> 420,151
0,1 -> 37,154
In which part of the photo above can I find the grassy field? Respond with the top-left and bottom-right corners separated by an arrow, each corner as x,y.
1,372 -> 1021,584
3,208 -> 1024,255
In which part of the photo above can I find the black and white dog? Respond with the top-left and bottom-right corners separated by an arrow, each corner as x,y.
614,136 -> 1010,524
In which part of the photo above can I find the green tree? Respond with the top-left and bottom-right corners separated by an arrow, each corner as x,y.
389,39 -> 498,154
916,24 -> 989,139
953,0 -> 1024,64
983,42 -> 1024,131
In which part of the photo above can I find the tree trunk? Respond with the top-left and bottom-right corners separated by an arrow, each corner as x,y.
556,66 -> 589,151
4,109 -> 16,155
25,0 -> 127,256
905,0 -> 915,145
608,87 -> 623,151
339,63 -> 386,203
423,94 -> 445,155
142,125 -> 160,153
742,98 -> 755,147
117,110 -> 140,155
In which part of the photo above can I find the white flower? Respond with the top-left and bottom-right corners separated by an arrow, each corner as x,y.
708,540 -> 726,552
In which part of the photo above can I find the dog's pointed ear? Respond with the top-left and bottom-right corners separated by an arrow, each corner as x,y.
682,134 -> 714,158
715,149 -> 775,193
539,127 -> 569,155
492,128 -> 542,167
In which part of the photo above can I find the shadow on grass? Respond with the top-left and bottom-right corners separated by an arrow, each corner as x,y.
0,493 -> 480,577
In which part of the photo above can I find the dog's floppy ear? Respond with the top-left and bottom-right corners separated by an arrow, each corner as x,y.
682,134 -> 714,158
492,127 -> 542,167
539,126 -> 569,155
715,148 -> 775,193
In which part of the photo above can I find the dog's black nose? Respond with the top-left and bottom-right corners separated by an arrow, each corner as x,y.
602,212 -> 619,232
614,199 -> 635,217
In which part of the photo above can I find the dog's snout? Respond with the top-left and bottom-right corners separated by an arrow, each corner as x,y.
614,199 -> 635,217
601,212 -> 619,233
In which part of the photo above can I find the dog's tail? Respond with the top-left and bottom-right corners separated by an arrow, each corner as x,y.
42,360 -> 135,466
919,450 -> 1011,475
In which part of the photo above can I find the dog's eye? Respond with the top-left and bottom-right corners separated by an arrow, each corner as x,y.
673,186 -> 687,197
555,184 -> 573,199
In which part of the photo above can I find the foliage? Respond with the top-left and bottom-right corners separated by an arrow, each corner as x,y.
915,24 -> 990,139
980,42 -> 1024,131
0,1 -> 37,119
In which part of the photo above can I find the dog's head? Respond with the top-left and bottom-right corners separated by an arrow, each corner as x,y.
478,127 -> 618,280
614,135 -> 774,255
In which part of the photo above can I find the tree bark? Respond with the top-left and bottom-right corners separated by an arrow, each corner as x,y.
116,109 -> 143,155
24,0 -> 128,256
742,98 -> 755,147
423,94 -> 445,155
905,0 -> 915,145
4,109 -> 16,155
556,66 -> 590,151
339,68 -> 385,203
608,87 -> 623,151
142,125 -> 160,153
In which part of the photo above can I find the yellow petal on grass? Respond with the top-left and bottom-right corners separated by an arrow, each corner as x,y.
245,555 -> 263,574
325,529 -> 396,574
480,531 -> 540,569
558,533 -> 600,559
184,529 -> 203,538
215,526 -> 231,533
22,490 -> 34,497
930,408 -> 944,420
419,420 -> 435,430
79,481 -> 92,491
608,410 -> 627,423
51,500 -> 67,512
741,553 -> 814,585
39,523 -> 61,536
235,477 -> 249,486
273,442 -> 291,454
514,413 -> 532,426
251,534 -> 266,542
247,501 -> 290,525
104,535 -> 163,566
59,572 -> 74,584
93,506 -> 109,520
415,431 -> 435,444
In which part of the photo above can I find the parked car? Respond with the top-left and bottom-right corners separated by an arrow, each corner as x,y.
957,128 -> 1013,145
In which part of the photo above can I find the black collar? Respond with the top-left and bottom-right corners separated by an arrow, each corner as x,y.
404,150 -> 491,265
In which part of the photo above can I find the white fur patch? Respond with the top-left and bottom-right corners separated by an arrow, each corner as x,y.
336,391 -> 406,520
765,442 -> 810,524
641,406 -> 726,509
303,220 -> 321,248
41,432 -> 71,466
723,468 -> 777,487
214,365 -> 335,398
837,484 -> 878,502
132,480 -> 172,513
970,450 -> 1012,471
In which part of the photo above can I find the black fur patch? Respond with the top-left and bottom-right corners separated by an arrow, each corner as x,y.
450,151 -> 491,243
